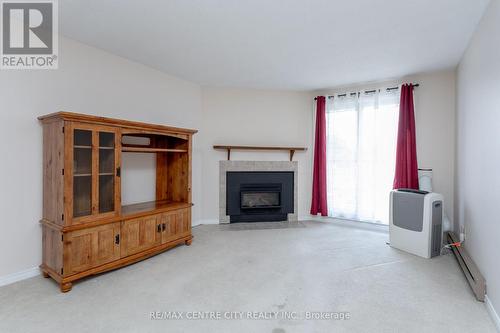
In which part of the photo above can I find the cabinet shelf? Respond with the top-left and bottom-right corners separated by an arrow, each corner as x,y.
122,200 -> 192,217
74,173 -> 92,177
122,147 -> 188,153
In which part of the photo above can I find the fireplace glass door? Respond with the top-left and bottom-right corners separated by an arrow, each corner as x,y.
241,191 -> 280,209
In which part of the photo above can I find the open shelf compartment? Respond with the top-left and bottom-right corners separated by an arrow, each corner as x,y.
120,131 -> 191,218
121,132 -> 188,153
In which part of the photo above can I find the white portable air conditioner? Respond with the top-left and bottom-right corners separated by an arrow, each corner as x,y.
389,189 -> 443,258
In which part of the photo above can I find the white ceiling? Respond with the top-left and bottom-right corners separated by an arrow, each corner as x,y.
60,0 -> 490,91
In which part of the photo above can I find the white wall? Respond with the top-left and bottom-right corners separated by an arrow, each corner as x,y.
0,37 -> 203,279
410,70 -> 456,223
315,70 -> 457,223
456,0 -> 500,317
199,87 -> 313,223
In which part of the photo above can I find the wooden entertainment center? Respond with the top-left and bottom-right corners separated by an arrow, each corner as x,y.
38,112 -> 197,292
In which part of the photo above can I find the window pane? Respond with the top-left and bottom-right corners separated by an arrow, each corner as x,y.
326,91 -> 399,224
326,96 -> 358,218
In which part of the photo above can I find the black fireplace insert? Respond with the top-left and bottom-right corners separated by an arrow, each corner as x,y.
226,171 -> 294,222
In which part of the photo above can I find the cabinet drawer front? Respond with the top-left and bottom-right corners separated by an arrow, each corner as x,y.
121,215 -> 162,257
64,223 -> 120,275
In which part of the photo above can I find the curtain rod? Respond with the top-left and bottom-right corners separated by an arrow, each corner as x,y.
314,83 -> 420,100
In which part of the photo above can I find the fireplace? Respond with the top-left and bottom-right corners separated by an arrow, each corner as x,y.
219,161 -> 298,223
226,171 -> 294,222
241,185 -> 281,209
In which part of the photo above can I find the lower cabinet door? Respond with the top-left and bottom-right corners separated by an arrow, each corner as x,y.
64,222 -> 121,275
121,215 -> 162,257
161,212 -> 177,244
161,208 -> 191,243
175,208 -> 191,235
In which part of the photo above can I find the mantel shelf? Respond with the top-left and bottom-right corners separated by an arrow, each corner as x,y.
122,147 -> 188,153
213,145 -> 307,161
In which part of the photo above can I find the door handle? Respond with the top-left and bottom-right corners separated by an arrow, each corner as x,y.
115,234 -> 120,244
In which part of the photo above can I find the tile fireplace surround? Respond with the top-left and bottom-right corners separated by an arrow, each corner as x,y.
219,160 -> 298,223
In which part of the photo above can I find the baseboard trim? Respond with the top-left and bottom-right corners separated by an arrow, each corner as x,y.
193,219 -> 219,226
486,295 -> 500,332
0,267 -> 40,288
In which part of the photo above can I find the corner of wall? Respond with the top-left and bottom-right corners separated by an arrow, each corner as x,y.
0,267 -> 40,288
486,295 -> 500,332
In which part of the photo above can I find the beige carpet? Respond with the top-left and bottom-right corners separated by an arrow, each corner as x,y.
0,221 -> 496,332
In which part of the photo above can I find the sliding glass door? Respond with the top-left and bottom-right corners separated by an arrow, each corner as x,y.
326,90 -> 399,224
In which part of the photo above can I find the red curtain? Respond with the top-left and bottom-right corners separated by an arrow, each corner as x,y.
310,96 -> 328,216
393,84 -> 419,189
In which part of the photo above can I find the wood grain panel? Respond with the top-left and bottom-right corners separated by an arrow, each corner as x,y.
58,234 -> 192,285
155,130 -> 169,201
161,208 -> 191,243
39,111 -> 197,134
121,215 -> 162,257
64,223 -> 120,275
42,119 -> 64,225
166,152 -> 188,202
42,225 -> 63,272
161,212 -> 177,244
175,208 -> 191,234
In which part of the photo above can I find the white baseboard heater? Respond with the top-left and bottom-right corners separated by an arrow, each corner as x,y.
447,232 -> 486,301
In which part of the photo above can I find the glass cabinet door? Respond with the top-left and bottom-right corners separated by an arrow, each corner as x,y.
73,129 -> 93,217
98,131 -> 115,213
71,126 -> 120,220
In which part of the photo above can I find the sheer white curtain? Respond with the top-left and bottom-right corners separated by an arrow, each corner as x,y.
325,89 -> 400,224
